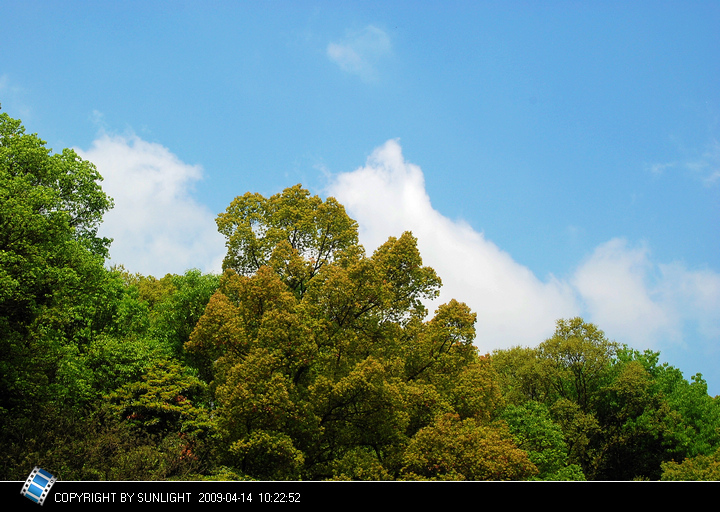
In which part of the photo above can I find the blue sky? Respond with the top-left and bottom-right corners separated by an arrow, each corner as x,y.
2,1 -> 719,394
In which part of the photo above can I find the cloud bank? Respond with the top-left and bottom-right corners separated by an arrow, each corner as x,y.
328,139 -> 720,357
76,132 -> 225,277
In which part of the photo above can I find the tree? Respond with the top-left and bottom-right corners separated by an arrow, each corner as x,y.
0,111 -> 115,478
399,413 -> 537,480
492,319 -> 670,479
618,346 -> 720,458
214,347 -> 306,479
185,185 -> 500,480
216,184 -> 359,297
661,446 -> 720,481
501,401 -> 585,480
106,359 -> 212,440
613,346 -> 720,471
491,320 -> 720,480
590,360 -> 680,480
0,111 -> 112,332
537,318 -> 617,412
145,269 -> 221,360
0,109 -> 113,349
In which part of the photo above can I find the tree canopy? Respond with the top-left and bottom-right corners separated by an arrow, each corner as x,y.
1,110 -> 718,481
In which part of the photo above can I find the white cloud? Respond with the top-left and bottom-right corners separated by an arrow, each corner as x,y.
573,239 -> 678,347
327,139 -> 581,351
574,238 -> 720,351
76,132 -> 225,277
657,261 -> 720,341
327,25 -> 392,82
328,139 -> 720,359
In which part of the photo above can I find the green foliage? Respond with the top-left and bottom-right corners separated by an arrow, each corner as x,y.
399,413 -> 537,480
45,413 -> 201,480
491,319 -> 720,480
106,359 -> 213,439
0,111 -> 112,328
0,111 -> 223,480
621,347 -> 720,458
501,401 -> 585,480
537,318 -> 618,411
0,111 -> 119,477
227,430 -> 305,480
548,398 -> 601,473
329,447 -> 394,481
589,360 -> 681,480
83,333 -> 168,395
217,184 -> 359,297
661,446 -> 720,480
148,269 -> 221,358
183,185 -> 509,480
2,112 -> 717,482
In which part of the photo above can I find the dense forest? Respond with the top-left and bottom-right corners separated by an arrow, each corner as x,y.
2,110 -> 719,481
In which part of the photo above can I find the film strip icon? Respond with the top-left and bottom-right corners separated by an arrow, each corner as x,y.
21,467 -> 57,505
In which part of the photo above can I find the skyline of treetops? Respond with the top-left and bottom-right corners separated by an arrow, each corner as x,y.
2,110 -> 719,481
